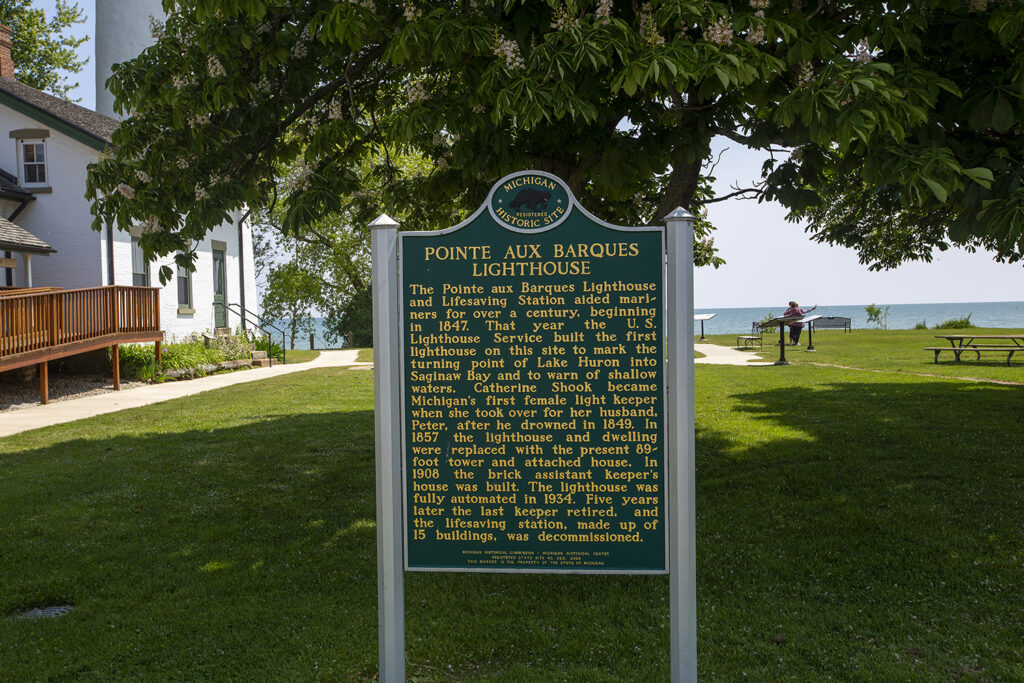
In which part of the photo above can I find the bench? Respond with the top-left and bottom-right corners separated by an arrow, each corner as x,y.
924,346 -> 1019,366
736,335 -> 763,348
813,316 -> 851,332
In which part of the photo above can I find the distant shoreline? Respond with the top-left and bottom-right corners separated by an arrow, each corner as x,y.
694,301 -> 1024,335
697,299 -> 1024,309
272,301 -> 1024,349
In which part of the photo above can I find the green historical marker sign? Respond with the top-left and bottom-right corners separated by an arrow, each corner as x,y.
400,171 -> 667,573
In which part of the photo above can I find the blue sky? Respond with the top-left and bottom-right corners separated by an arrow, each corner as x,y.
36,0 -> 1023,309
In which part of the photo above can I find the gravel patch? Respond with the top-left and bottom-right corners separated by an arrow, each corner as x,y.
0,374 -> 148,412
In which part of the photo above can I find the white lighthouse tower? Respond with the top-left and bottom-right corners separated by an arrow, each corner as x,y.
91,0 -> 260,338
94,0 -> 166,119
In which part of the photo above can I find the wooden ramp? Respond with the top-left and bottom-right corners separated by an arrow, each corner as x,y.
0,286 -> 163,404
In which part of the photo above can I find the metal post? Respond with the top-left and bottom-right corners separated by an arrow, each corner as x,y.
806,321 -> 815,351
370,213 -> 404,682
698,319 -> 706,342
776,324 -> 788,365
664,208 -> 697,683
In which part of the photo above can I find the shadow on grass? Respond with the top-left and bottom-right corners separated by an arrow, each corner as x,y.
1,407 -> 669,681
0,409 -> 383,679
2,375 -> 1023,680
694,377 -> 1024,680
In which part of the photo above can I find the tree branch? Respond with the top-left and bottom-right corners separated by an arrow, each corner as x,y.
231,43 -> 388,179
698,186 -> 764,205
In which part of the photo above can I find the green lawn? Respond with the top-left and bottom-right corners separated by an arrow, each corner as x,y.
284,349 -> 320,364
2,361 -> 1023,680
703,327 -> 1024,382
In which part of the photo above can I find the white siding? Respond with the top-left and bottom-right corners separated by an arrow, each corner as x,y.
1,108 -> 259,340
153,212 -> 258,341
0,107 -> 102,289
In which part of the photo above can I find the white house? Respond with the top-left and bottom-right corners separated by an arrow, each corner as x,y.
0,14 -> 258,340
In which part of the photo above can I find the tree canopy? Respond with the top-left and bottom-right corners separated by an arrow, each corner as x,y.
87,0 -> 1023,274
0,0 -> 88,100
250,155 -> 378,345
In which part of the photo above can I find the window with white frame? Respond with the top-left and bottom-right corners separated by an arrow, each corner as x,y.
19,140 -> 46,186
177,260 -> 193,310
131,237 -> 150,286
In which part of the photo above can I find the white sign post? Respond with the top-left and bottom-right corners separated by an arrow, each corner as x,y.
370,197 -> 697,682
666,208 -> 698,681
370,213 -> 405,682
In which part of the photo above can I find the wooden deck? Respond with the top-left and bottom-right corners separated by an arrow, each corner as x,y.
0,286 -> 163,403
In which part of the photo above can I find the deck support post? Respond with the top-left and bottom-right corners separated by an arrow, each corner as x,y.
112,344 -> 120,390
155,340 -> 162,365
38,361 -> 48,404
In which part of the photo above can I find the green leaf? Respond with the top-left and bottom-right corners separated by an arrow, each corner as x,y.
968,94 -> 995,131
713,65 -> 730,88
963,166 -> 994,188
923,178 -> 948,203
991,94 -> 1014,133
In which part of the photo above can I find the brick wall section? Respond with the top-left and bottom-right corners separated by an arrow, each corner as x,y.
0,25 -> 14,80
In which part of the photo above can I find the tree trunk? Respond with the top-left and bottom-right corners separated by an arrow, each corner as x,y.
654,158 -> 702,223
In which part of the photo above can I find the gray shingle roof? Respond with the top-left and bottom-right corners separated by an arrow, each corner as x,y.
0,77 -> 118,145
0,167 -> 30,198
0,215 -> 54,254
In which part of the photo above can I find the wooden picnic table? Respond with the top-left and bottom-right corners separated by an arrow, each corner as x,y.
925,334 -> 1024,365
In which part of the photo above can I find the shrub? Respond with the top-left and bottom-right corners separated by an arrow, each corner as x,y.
118,335 -> 243,379
161,342 -> 223,375
205,334 -> 251,360
934,314 -> 975,329
118,343 -> 159,380
338,287 -> 373,347
754,311 -> 776,331
865,303 -> 890,330
252,336 -> 285,362
913,320 -> 928,330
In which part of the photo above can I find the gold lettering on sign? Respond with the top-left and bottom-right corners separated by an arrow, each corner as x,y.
405,228 -> 663,570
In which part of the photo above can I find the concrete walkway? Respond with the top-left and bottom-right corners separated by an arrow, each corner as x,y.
0,349 -> 370,438
3,344 -> 783,437
695,343 -> 775,367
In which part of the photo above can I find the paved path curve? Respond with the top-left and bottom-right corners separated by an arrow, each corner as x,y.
0,350 -> 370,438
3,345 -> 776,438
695,343 -> 774,366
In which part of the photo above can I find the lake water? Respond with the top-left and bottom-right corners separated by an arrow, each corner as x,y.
695,301 -> 1024,336
275,300 -> 1024,349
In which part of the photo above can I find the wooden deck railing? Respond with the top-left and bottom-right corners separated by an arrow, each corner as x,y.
1,287 -> 163,403
1,286 -> 160,360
